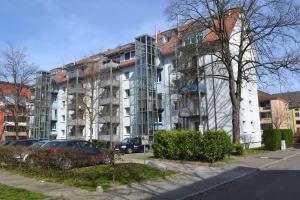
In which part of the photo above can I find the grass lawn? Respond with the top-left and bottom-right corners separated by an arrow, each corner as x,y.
0,183 -> 47,200
7,163 -> 174,191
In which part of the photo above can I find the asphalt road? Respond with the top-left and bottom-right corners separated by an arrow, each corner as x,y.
185,153 -> 300,200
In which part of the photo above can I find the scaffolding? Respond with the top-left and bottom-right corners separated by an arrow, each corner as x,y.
66,65 -> 86,139
30,71 -> 52,139
131,35 -> 158,138
98,60 -> 120,144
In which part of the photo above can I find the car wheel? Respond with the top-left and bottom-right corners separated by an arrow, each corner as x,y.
127,148 -> 133,154
60,158 -> 73,170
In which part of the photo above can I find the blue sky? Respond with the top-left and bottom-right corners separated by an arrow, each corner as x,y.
0,0 -> 171,70
0,0 -> 299,93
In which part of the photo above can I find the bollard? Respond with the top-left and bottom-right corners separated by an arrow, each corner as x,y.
96,186 -> 103,193
281,140 -> 286,151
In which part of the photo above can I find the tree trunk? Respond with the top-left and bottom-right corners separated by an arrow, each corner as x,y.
228,78 -> 240,143
89,125 -> 93,143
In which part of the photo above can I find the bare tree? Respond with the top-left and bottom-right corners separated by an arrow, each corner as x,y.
271,101 -> 288,129
0,45 -> 37,140
166,0 -> 300,142
81,62 -> 100,142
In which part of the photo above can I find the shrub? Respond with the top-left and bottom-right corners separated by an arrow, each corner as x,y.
152,130 -> 202,160
153,130 -> 232,162
280,129 -> 293,148
92,140 -> 110,149
202,131 -> 232,162
232,143 -> 245,155
263,129 -> 281,151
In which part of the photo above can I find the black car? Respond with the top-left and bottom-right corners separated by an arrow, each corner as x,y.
28,140 -> 109,169
5,139 -> 38,147
114,137 -> 150,153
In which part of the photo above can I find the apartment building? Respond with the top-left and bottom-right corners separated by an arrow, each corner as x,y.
0,81 -> 31,141
258,90 -> 289,130
273,91 -> 300,137
30,8 -> 262,146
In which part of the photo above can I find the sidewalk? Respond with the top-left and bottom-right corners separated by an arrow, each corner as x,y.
0,148 -> 300,200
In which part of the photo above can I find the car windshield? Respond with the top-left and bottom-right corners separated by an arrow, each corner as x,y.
43,141 -> 66,148
121,138 -> 130,144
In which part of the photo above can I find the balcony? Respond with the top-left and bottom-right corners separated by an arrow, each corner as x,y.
261,118 -> 272,124
99,116 -> 120,124
99,97 -> 119,105
4,131 -> 27,137
179,108 -> 199,117
68,119 -> 85,126
179,83 -> 206,94
259,107 -> 271,112
100,79 -> 119,88
4,122 -> 27,126
68,87 -> 85,94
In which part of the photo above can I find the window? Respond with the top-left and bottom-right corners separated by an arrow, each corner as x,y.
63,87 -> 66,92
296,109 -> 299,111
62,130 -> 65,135
51,122 -> 56,130
125,107 -> 130,116
157,69 -> 162,82
125,126 -> 130,134
158,113 -> 162,123
53,94 -> 57,102
125,52 -> 131,60
295,112 -> 300,117
62,101 -> 65,107
296,120 -> 300,125
125,89 -> 130,98
54,110 -> 57,118
130,51 -> 135,58
125,72 -> 130,80
62,115 -> 65,121
174,101 -> 179,111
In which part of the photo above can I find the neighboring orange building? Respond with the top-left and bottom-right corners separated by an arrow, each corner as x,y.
0,81 -> 31,141
258,90 -> 289,130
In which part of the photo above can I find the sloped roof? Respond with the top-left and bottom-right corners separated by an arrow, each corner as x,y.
273,91 -> 300,109
0,81 -> 31,100
258,90 -> 287,103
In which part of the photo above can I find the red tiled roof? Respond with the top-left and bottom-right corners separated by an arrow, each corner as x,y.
0,81 -> 31,100
258,90 -> 287,103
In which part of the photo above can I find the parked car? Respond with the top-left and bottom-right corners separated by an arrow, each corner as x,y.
6,139 -> 39,147
20,140 -> 51,162
27,140 -> 109,169
114,137 -> 150,153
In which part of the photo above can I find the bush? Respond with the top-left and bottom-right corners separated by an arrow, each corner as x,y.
232,143 -> 245,155
152,130 -> 232,162
202,131 -> 232,162
280,129 -> 293,148
92,140 -> 110,149
263,129 -> 282,150
152,130 -> 202,160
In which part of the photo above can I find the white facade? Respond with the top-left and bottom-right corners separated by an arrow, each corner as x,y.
33,13 -> 261,147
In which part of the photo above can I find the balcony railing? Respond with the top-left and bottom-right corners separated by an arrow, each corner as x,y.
68,87 -> 85,94
68,119 -> 85,126
260,118 -> 272,124
179,108 -> 199,117
99,116 -> 120,124
99,98 -> 119,105
100,79 -> 119,88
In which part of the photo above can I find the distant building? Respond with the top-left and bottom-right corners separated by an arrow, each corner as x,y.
258,90 -> 289,130
0,81 -> 31,141
273,91 -> 300,137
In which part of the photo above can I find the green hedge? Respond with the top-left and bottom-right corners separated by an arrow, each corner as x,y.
152,130 -> 232,162
262,129 -> 293,150
92,140 -> 110,149
263,129 -> 281,150
280,129 -> 293,148
202,131 -> 232,162
232,143 -> 245,155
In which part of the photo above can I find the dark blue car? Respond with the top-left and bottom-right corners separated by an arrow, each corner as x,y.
114,137 -> 150,154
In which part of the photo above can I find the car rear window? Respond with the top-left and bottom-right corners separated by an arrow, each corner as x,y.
43,142 -> 66,148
